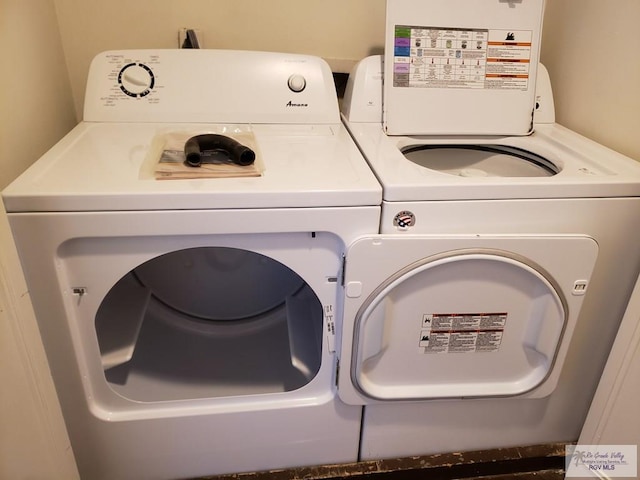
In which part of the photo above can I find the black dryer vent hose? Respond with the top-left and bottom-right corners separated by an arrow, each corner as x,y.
184,134 -> 256,167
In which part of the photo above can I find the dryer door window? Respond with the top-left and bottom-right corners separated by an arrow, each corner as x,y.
338,235 -> 598,404
95,246 -> 323,402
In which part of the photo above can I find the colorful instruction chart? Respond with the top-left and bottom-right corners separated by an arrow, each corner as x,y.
393,25 -> 532,91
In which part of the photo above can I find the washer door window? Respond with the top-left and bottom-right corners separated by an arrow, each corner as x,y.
338,235 -> 598,403
95,247 -> 323,402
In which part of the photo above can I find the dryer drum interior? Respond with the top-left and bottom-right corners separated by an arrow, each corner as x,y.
401,144 -> 559,177
95,246 -> 323,402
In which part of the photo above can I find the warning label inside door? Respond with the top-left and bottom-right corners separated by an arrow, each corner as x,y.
419,313 -> 506,353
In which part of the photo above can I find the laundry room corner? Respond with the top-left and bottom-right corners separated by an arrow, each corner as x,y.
541,0 -> 640,457
0,0 -> 79,478
541,0 -> 640,162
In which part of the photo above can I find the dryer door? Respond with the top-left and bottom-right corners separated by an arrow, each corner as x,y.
337,235 -> 598,404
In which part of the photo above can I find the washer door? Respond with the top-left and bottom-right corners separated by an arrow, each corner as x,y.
338,235 -> 598,404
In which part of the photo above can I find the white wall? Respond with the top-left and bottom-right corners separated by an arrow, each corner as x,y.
579,274 -> 640,446
541,0 -> 640,161
0,0 -> 77,189
0,0 -> 79,478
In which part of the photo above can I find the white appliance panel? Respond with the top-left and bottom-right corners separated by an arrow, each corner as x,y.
343,56 -> 640,202
339,234 -> 597,404
355,197 -> 640,458
8,207 -> 379,419
7,206 -> 380,479
4,49 -> 381,213
342,54 -> 556,125
384,0 -> 545,135
339,14 -> 640,461
2,50 -> 383,479
369,123 -> 640,201
2,122 -> 381,212
84,50 -> 339,124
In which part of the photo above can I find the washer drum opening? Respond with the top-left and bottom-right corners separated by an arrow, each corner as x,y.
401,144 -> 559,177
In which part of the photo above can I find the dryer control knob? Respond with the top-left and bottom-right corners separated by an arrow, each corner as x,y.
287,74 -> 306,93
118,63 -> 155,98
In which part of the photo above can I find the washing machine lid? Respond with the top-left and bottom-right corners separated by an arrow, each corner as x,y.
383,0 -> 545,136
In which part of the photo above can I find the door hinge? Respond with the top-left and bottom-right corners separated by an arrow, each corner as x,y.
335,358 -> 340,386
340,254 -> 346,286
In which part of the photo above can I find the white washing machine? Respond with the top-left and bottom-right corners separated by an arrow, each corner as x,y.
2,50 -> 382,479
338,0 -> 640,461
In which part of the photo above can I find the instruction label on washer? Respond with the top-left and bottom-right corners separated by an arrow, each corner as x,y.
393,25 -> 532,91
419,313 -> 506,353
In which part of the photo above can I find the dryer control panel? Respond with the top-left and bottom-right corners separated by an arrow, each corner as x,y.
84,50 -> 339,124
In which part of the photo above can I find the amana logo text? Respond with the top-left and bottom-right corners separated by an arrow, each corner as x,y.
286,100 -> 308,107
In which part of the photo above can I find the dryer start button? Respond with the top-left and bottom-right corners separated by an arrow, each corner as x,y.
288,74 -> 307,92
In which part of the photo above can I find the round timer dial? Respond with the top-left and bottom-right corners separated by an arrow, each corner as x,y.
118,62 -> 155,97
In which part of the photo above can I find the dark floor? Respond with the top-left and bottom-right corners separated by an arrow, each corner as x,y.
195,443 -> 568,480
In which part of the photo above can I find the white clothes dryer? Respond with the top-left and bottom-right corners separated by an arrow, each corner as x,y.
2,50 -> 382,480
338,0 -> 640,461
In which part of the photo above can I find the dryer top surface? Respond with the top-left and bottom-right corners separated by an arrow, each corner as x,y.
3,121 -> 382,212
3,50 -> 382,212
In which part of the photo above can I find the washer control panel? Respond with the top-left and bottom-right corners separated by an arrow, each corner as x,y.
84,50 -> 338,124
